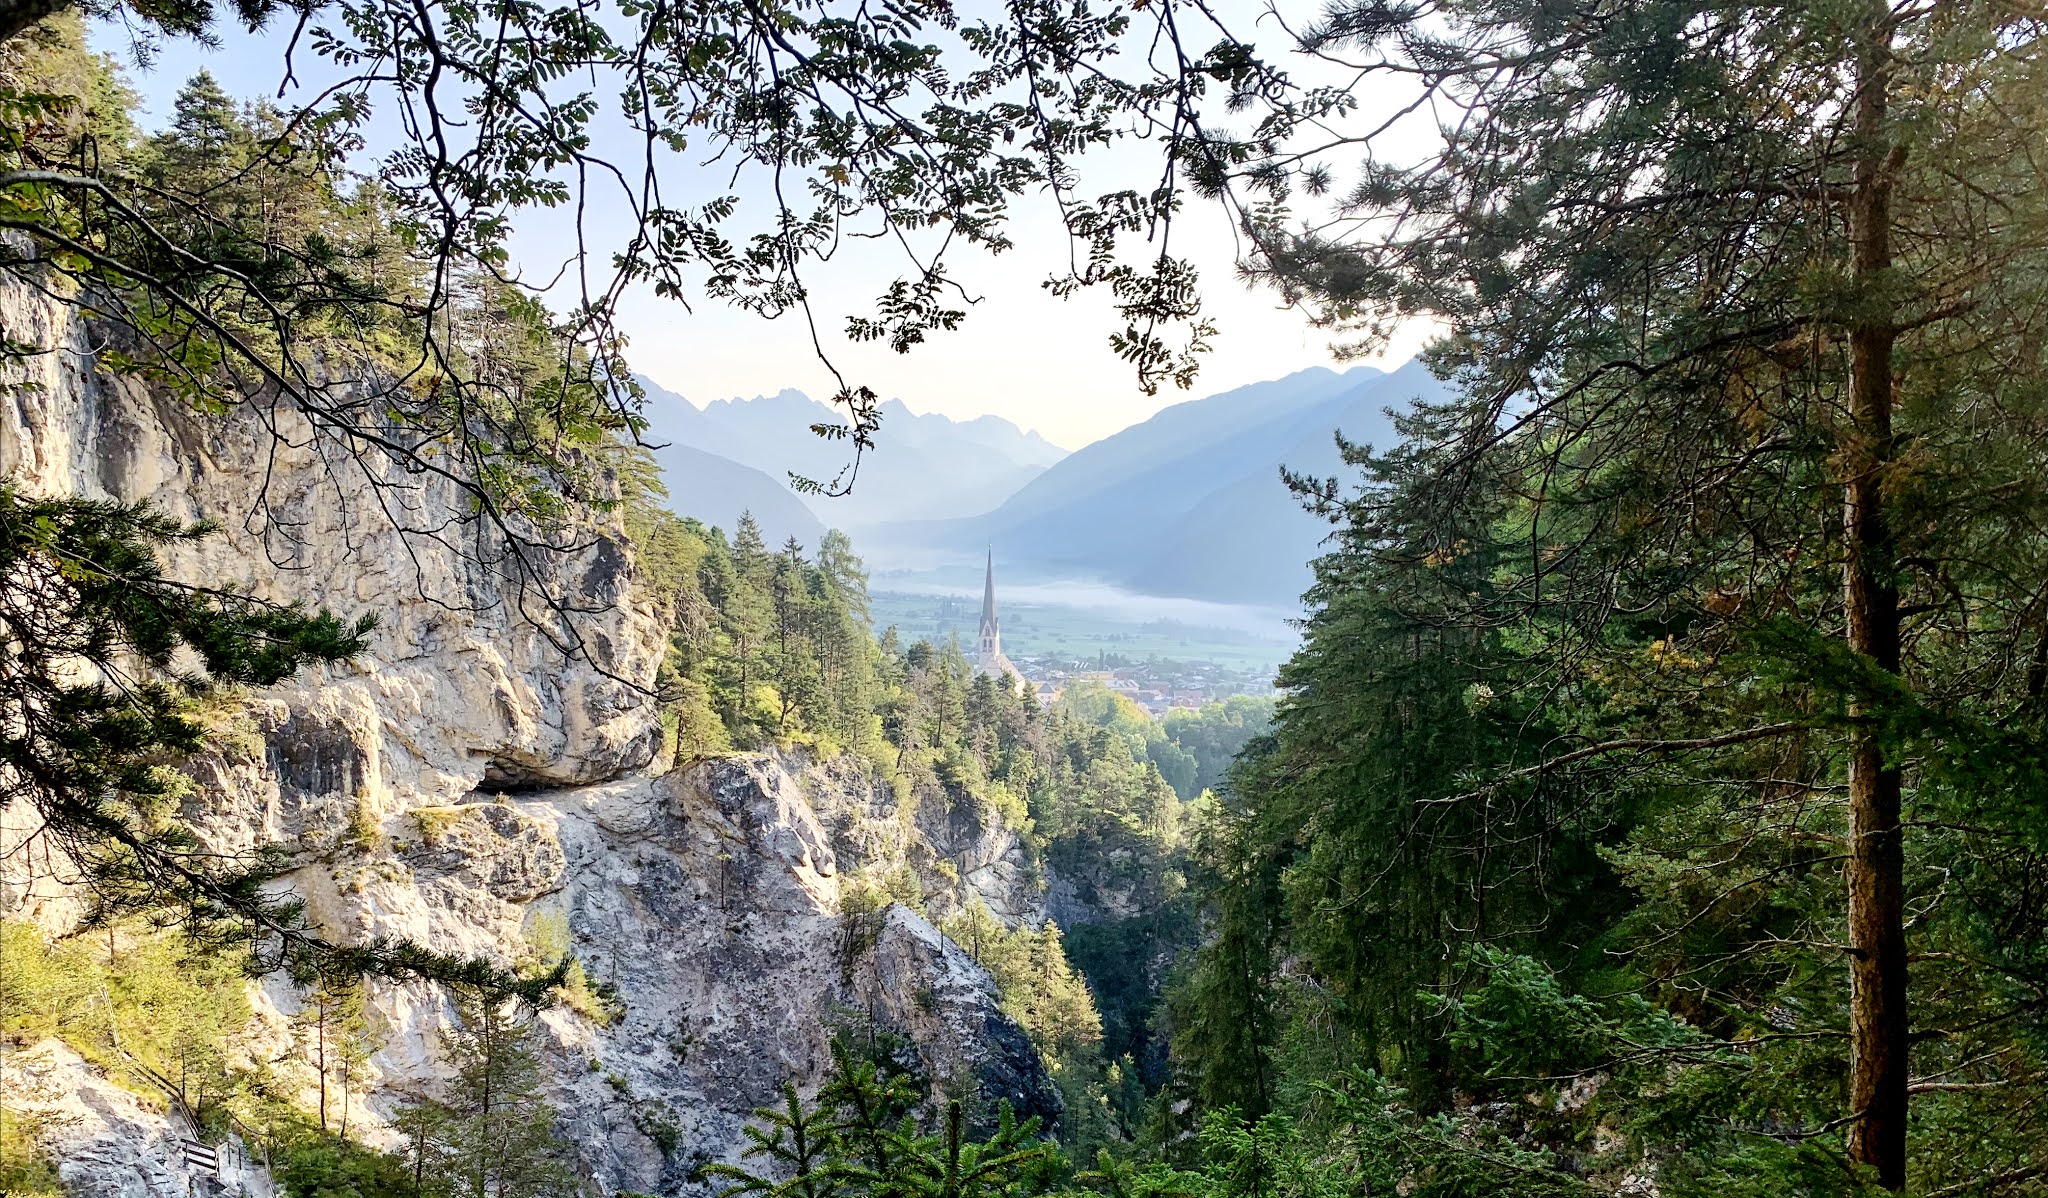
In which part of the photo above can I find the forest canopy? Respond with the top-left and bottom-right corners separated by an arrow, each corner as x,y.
1170,0 -> 2048,1194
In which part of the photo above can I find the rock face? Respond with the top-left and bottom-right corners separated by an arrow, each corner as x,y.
800,753 -> 1044,927
5,1041 -> 275,1198
0,266 -> 1054,1194
444,758 -> 1059,1193
285,755 -> 1060,1194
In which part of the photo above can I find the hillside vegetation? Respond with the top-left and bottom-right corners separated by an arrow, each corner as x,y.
7,0 -> 2048,1193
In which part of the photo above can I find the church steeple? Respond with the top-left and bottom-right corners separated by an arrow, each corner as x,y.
973,548 -> 1017,681
978,547 -> 1000,660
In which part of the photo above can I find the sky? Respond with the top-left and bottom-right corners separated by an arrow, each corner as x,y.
94,7 -> 1435,449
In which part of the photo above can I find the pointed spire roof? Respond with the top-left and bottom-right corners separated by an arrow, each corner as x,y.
981,546 -> 998,632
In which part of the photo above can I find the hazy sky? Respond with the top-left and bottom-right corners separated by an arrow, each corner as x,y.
612,199 -> 1432,449
97,10 -> 1433,449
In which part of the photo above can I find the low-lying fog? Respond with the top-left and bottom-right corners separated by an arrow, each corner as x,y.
871,568 -> 1299,645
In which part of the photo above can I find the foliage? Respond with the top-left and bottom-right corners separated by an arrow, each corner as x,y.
942,902 -> 1102,1066
625,494 -> 1193,938
1060,896 -> 1196,1109
0,919 -> 399,1195
394,990 -> 579,1198
523,909 -> 616,1027
624,499 -> 1199,1158
1,914 -> 256,1129
841,864 -> 931,922
0,484 -> 384,966
1,0 -> 1231,550
1029,718 -> 1183,920
628,500 -> 889,761
0,0 -> 1248,1155
0,47 -> 614,996
0,1096 -> 60,1197
704,1046 -> 1063,1198
1160,698 -> 1273,800
289,972 -> 375,1137
1171,0 -> 2048,1189
1061,683 -> 1201,803
269,1130 -> 423,1198
0,24 -> 642,564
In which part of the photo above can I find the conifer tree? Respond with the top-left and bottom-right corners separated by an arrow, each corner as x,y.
400,991 -> 575,1198
0,484 -> 390,970
291,974 -> 372,1135
1193,1 -> 2048,1186
707,1047 -> 1060,1198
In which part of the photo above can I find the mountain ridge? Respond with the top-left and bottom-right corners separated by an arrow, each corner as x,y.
633,362 -> 1448,608
635,375 -> 1067,530
856,362 -> 1445,606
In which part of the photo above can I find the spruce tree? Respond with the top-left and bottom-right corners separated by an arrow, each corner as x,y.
1198,1 -> 2048,1185
401,991 -> 576,1198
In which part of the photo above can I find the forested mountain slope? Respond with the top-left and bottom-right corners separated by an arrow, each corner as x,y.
0,244 -> 1191,1193
0,180 -> 1055,1196
12,0 -> 2048,1193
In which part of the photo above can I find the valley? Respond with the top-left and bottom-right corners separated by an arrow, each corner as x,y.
633,364 -> 1443,611
866,589 -> 1282,703
5,5 -> 2045,1198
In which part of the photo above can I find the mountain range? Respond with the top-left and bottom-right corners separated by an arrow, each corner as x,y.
861,361 -> 1445,605
634,376 -> 1066,544
633,362 -> 1449,608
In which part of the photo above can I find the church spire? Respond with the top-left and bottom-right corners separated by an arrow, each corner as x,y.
981,546 -> 998,634
975,548 -> 1014,680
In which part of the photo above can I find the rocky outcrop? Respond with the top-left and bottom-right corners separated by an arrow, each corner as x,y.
0,265 -> 1055,1194
4,1041 -> 273,1198
312,755 -> 1058,1194
800,753 -> 1044,925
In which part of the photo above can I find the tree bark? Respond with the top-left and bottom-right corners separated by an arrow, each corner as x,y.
1843,9 -> 1908,1189
317,997 -> 329,1132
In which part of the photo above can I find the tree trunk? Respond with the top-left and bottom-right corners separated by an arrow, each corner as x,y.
317,998 -> 329,1132
1842,9 -> 1908,1188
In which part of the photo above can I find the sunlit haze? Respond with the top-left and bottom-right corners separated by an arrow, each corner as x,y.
92,18 -> 1432,449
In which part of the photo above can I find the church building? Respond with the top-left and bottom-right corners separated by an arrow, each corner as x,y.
975,548 -> 1019,682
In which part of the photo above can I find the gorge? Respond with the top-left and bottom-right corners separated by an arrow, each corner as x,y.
0,243 -> 1147,1195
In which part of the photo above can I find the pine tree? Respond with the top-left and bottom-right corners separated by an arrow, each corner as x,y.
707,1047 -> 1061,1198
161,70 -> 239,160
291,974 -> 373,1135
1193,3 -> 2048,1182
401,991 -> 576,1198
0,484 -> 386,970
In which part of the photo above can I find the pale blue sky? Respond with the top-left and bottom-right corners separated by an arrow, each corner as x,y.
95,7 -> 1432,449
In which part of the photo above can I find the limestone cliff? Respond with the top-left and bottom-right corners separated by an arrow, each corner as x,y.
0,265 -> 1054,1195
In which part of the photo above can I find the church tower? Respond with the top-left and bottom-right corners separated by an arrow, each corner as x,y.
975,548 -> 1016,680
978,547 -> 1000,660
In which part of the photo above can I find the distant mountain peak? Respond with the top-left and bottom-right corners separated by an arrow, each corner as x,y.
875,397 -> 1066,452
853,360 -> 1446,607
631,373 -> 1070,530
